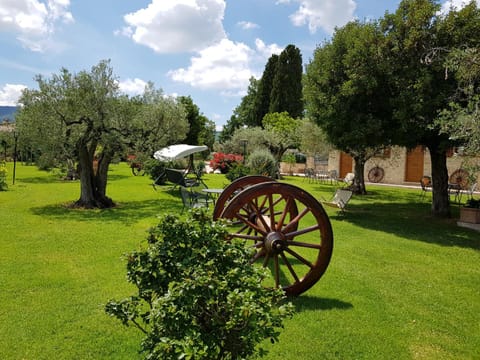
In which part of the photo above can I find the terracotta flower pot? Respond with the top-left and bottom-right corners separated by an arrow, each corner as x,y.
459,207 -> 480,224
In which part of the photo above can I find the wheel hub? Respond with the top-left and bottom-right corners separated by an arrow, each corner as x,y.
265,232 -> 287,254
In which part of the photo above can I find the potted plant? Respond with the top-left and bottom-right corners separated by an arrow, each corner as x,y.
459,198 -> 480,224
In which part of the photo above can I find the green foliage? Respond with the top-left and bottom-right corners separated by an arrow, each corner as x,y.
281,152 -> 296,164
218,126 -> 270,155
297,119 -> 332,158
105,211 -> 293,360
294,153 -> 307,164
465,198 -> 480,209
178,96 -> 215,150
0,161 -> 7,190
437,46 -> 480,156
143,158 -> 167,183
225,163 -> 251,182
262,112 -> 301,162
247,149 -> 278,178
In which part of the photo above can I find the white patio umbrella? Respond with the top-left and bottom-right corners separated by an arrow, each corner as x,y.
153,144 -> 208,162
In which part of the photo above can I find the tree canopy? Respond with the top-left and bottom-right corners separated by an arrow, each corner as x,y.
305,0 -> 480,213
304,20 -> 395,194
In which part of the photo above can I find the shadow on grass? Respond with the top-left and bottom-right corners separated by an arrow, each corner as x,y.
20,173 -> 131,184
292,295 -> 353,312
19,176 -> 67,184
337,200 -> 480,250
30,198 -> 182,225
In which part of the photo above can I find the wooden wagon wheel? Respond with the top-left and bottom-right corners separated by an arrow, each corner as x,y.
367,166 -> 384,183
216,182 -> 334,296
213,175 -> 274,219
449,168 -> 470,189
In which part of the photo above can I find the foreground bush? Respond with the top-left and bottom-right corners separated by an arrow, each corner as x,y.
105,210 -> 293,360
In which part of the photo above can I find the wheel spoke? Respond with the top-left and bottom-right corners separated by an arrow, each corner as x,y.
234,212 -> 268,236
268,194 -> 276,229
288,240 -> 322,250
262,252 -> 271,267
280,252 -> 300,283
283,207 -> 311,233
274,254 -> 280,288
250,249 -> 265,264
276,196 -> 293,231
285,223 -> 321,239
232,233 -> 264,242
284,248 -> 314,268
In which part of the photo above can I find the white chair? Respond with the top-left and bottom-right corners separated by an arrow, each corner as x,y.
343,173 -> 355,185
321,189 -> 353,214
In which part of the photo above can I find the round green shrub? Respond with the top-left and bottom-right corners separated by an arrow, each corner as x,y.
246,149 -> 278,178
105,211 -> 293,360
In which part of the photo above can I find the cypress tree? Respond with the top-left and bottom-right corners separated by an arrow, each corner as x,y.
269,44 -> 303,118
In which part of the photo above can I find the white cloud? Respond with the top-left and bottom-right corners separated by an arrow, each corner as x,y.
168,39 -> 253,94
168,38 -> 282,95
255,39 -> 283,59
280,0 -> 356,34
0,84 -> 27,106
119,78 -> 149,96
121,0 -> 226,53
237,21 -> 259,30
0,0 -> 73,52
440,0 -> 479,14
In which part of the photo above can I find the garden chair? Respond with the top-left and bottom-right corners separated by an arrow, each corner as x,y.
165,168 -> 199,190
343,172 -> 355,185
321,189 -> 353,214
420,176 -> 432,199
180,186 -> 212,213
462,182 -> 478,203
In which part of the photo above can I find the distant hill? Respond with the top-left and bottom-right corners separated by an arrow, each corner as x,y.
0,106 -> 18,122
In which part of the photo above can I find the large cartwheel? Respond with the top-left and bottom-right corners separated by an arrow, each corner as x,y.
213,177 -> 334,296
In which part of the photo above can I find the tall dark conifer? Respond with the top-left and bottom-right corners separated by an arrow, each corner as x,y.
253,54 -> 279,127
269,44 -> 303,118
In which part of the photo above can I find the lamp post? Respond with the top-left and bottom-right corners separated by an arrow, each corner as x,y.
12,130 -> 17,185
240,139 -> 247,164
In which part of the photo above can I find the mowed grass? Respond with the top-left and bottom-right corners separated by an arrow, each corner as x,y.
0,163 -> 479,359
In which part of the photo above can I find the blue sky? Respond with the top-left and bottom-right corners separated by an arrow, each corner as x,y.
0,0 -> 474,130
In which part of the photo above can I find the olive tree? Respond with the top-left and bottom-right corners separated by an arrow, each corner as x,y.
16,60 -> 188,208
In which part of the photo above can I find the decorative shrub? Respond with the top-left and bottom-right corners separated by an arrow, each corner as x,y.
143,158 -> 167,183
465,198 -> 480,209
0,161 -> 7,191
105,211 -> 293,360
225,163 -> 251,182
294,152 -> 307,164
247,149 -> 278,178
210,152 -> 243,174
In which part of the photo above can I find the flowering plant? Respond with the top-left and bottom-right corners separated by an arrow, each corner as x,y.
209,152 -> 243,173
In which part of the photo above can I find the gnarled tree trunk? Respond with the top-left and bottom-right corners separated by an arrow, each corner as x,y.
428,144 -> 450,218
352,155 -> 367,195
74,145 -> 115,209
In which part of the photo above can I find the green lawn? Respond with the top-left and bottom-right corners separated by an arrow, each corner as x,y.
1,163 -> 479,359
